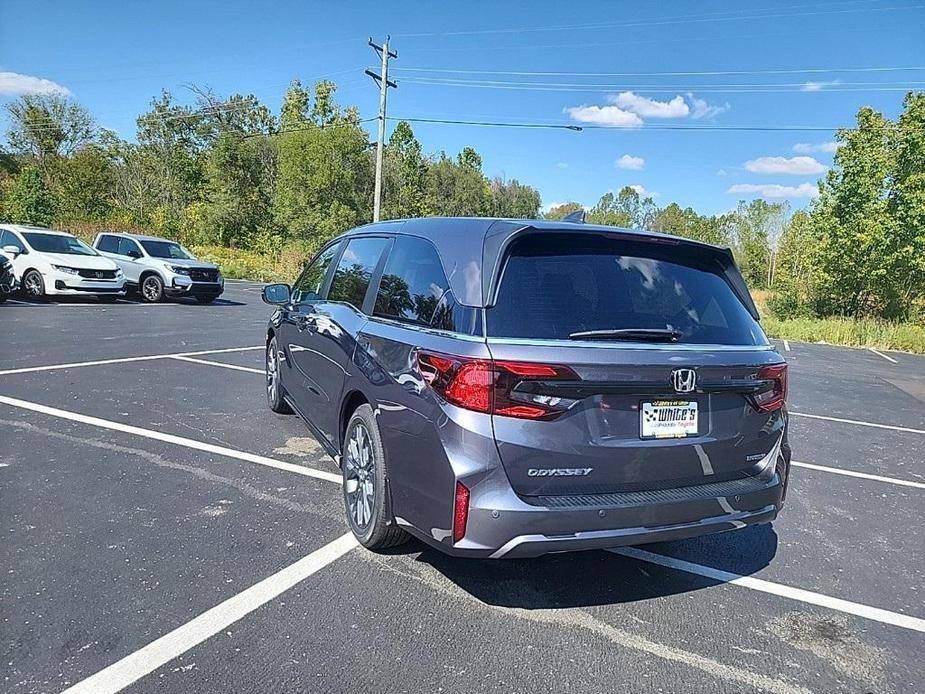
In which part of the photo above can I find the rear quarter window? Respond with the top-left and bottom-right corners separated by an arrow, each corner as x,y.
373,236 -> 449,326
487,234 -> 765,346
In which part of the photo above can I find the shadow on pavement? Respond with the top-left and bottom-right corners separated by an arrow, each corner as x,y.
412,523 -> 778,609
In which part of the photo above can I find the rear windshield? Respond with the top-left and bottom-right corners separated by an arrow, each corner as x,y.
487,234 -> 765,346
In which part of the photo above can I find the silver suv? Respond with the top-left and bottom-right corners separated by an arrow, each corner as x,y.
93,232 -> 224,303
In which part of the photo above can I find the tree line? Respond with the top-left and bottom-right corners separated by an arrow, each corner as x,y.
1,81 -> 923,322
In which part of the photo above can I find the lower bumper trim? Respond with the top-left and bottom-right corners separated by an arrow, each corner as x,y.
489,504 -> 778,559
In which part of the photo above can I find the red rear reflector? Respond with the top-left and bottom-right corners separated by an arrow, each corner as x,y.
754,364 -> 788,412
453,481 -> 469,543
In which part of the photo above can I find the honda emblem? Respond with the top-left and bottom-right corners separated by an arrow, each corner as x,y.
671,368 -> 697,394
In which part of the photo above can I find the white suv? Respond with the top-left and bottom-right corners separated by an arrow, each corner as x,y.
93,232 -> 224,304
0,224 -> 126,300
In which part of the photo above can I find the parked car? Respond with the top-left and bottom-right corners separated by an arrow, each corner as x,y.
261,217 -> 790,558
0,224 -> 126,301
0,252 -> 16,302
93,232 -> 224,304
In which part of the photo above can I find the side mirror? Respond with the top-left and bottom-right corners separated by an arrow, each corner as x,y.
2,245 -> 22,257
127,249 -> 142,259
262,283 -> 291,305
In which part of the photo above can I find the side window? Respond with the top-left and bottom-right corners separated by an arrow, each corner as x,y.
373,236 -> 449,326
2,230 -> 25,252
117,237 -> 140,256
97,235 -> 118,253
292,241 -> 342,304
327,237 -> 390,311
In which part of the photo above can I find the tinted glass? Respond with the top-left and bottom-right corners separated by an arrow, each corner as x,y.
374,236 -> 449,325
118,237 -> 142,256
140,239 -> 193,259
327,237 -> 389,311
292,242 -> 341,303
97,235 -> 118,253
23,232 -> 97,256
487,234 -> 764,345
2,230 -> 25,252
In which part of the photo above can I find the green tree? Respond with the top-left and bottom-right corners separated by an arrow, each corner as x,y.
426,153 -> 491,216
280,80 -> 311,130
273,82 -> 372,241
4,94 -> 95,184
52,145 -> 114,222
382,121 -> 429,220
730,199 -> 788,290
6,166 -> 55,225
543,201 -> 584,220
811,106 -> 895,316
490,177 -> 541,218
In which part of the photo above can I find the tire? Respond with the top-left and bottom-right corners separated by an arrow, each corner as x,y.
21,270 -> 46,301
342,404 -> 408,551
0,292 -> 7,303
140,274 -> 164,303
194,294 -> 218,304
265,337 -> 293,414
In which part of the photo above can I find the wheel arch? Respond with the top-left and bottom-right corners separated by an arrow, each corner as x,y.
340,390 -> 371,457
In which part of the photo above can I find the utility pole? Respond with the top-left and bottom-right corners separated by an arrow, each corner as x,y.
366,36 -> 397,222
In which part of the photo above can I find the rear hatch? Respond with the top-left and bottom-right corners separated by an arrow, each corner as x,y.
484,231 -> 787,498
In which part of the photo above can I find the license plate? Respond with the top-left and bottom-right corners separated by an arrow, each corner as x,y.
640,400 -> 698,439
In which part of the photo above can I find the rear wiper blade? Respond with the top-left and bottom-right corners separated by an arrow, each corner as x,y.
568,328 -> 682,342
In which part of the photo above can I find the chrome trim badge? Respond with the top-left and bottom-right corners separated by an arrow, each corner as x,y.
671,368 -> 697,394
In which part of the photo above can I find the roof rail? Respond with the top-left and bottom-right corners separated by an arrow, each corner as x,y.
562,210 -> 585,224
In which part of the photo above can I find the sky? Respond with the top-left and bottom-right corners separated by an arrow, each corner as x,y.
1,0 -> 924,215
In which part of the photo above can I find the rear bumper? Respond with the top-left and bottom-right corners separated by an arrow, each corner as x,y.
400,428 -> 789,559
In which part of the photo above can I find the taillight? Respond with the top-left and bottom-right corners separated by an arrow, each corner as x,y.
753,364 -> 788,412
417,351 -> 578,420
452,481 -> 469,543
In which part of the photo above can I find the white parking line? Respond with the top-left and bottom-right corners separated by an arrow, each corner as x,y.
792,460 -> 925,490
783,340 -> 791,352
62,532 -> 358,694
170,355 -> 264,374
0,395 -> 342,484
611,547 -> 925,633
869,347 -> 898,363
790,411 -> 925,435
0,345 -> 264,377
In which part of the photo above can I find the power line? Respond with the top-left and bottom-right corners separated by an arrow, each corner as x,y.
386,116 -> 909,132
393,66 -> 925,78
399,77 -> 925,94
393,2 -> 918,39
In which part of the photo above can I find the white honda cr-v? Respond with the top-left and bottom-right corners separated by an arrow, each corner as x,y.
0,224 -> 126,301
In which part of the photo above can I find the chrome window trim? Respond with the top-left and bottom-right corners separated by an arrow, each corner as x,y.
484,336 -> 774,351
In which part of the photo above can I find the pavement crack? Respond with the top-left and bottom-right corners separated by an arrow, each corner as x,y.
359,552 -> 815,694
0,418 -> 318,515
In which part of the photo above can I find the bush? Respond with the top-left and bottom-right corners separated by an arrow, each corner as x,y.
761,315 -> 925,353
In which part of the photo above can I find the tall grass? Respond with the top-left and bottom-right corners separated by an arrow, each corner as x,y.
760,315 -> 925,353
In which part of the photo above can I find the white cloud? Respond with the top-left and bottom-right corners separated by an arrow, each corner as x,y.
0,71 -> 70,96
717,168 -> 728,176
793,141 -> 839,154
555,162 -> 569,168
744,155 -> 827,175
687,92 -> 730,119
616,154 -> 645,170
727,183 -> 819,199
564,104 -> 643,127
611,91 -> 689,118
801,80 -> 840,92
629,184 -> 659,199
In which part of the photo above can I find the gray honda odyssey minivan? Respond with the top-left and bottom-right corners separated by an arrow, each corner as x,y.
262,217 -> 790,558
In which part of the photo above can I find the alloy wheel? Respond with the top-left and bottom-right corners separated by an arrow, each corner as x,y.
266,345 -> 279,401
23,272 -> 42,297
142,276 -> 161,302
344,422 -> 375,529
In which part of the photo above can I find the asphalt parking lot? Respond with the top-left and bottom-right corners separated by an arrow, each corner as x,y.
1,281 -> 923,694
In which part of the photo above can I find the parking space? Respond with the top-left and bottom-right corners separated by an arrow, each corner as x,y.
2,302 -> 924,693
